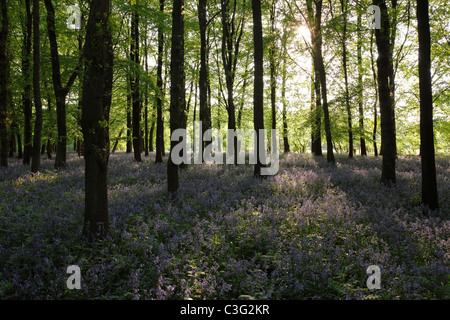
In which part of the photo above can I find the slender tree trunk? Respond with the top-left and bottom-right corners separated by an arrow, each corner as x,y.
81,0 -> 113,242
130,8 -> 142,162
155,0 -> 165,163
374,0 -> 396,183
313,0 -> 334,163
307,0 -> 323,157
126,78 -> 132,153
341,0 -> 352,158
252,0 -> 264,178
21,0 -> 32,165
168,0 -> 185,194
144,33 -> 149,157
47,134 -> 53,159
357,10 -> 367,156
417,0 -> 439,210
0,0 -> 8,167
45,0 -> 66,168
44,0 -> 80,169
281,39 -> 290,153
8,125 -> 14,158
370,30 -> 378,156
198,0 -> 211,153
221,0 -> 244,165
269,0 -> 276,133
31,0 -> 43,173
311,58 -> 322,156
17,132 -> 22,159
111,127 -> 124,154
149,120 -> 155,152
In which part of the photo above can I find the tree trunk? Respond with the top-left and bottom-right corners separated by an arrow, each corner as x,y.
144,32 -> 149,157
374,0 -> 396,184
168,0 -> 185,194
198,0 -> 211,154
111,127 -> 124,154
47,135 -> 53,159
0,0 -> 8,168
17,132 -> 22,159
269,0 -> 276,133
21,0 -> 32,165
130,8 -> 141,162
81,0 -> 113,242
8,126 -> 14,158
31,0 -> 43,173
357,10 -> 367,156
126,80 -> 132,153
311,58 -> 322,156
370,30 -> 378,156
341,0 -> 352,158
252,0 -> 264,178
155,0 -> 165,163
221,0 -> 244,165
281,37 -> 290,153
44,0 -> 81,169
307,0 -> 323,157
417,0 -> 439,210
311,0 -> 334,163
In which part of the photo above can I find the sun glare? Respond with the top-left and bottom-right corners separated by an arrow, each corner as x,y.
297,25 -> 312,44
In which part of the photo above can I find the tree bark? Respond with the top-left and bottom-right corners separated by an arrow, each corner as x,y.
374,0 -> 396,184
81,0 -> 113,241
417,0 -> 439,210
370,29 -> 378,156
31,0 -> 43,173
281,31 -> 290,153
17,132 -> 22,159
269,0 -> 276,133
130,8 -> 142,162
252,0 -> 264,178
144,32 -> 149,157
310,0 -> 334,163
311,57 -> 322,156
357,10 -> 367,156
221,0 -> 244,165
126,77 -> 132,153
21,0 -> 32,165
340,0 -> 352,158
155,0 -> 165,163
0,0 -> 8,168
168,0 -> 185,194
198,0 -> 211,153
44,0 -> 81,169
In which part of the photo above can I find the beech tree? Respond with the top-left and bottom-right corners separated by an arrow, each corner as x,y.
0,0 -> 8,168
306,0 -> 334,163
81,0 -> 113,241
417,0 -> 439,210
167,0 -> 186,194
21,0 -> 32,166
252,0 -> 264,178
221,0 -> 245,164
130,2 -> 142,162
198,0 -> 212,153
155,0 -> 165,164
374,0 -> 396,184
44,0 -> 81,170
30,0 -> 43,173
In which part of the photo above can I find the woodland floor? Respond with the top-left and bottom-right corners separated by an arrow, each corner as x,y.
0,151 -> 449,299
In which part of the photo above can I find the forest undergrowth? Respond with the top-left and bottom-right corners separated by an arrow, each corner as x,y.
0,152 -> 449,299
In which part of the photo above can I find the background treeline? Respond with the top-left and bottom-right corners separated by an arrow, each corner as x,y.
0,0 -> 447,240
